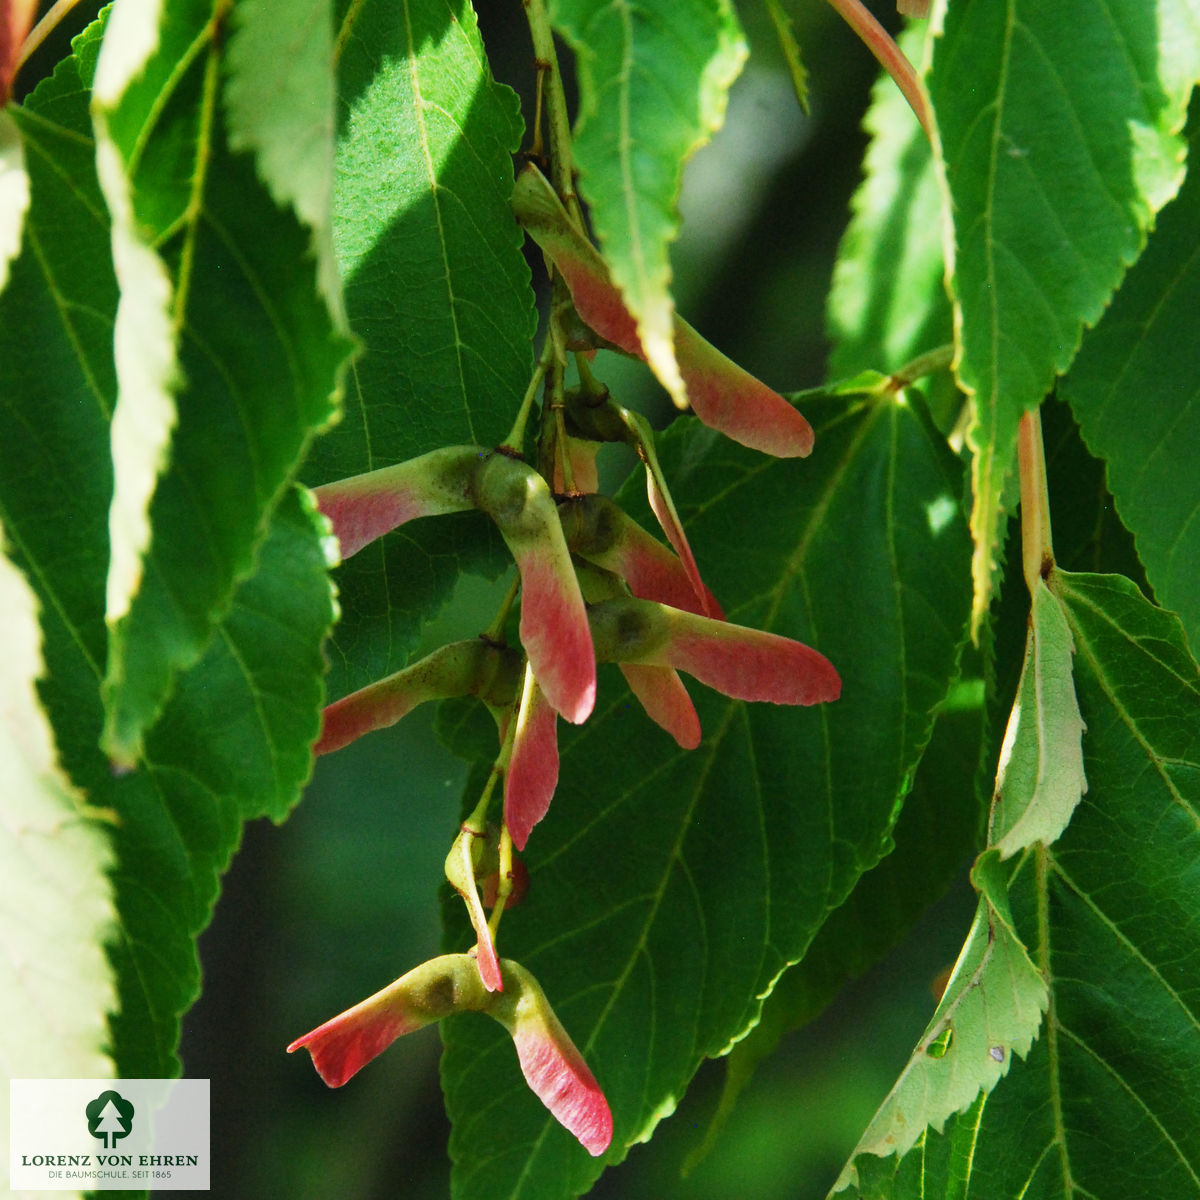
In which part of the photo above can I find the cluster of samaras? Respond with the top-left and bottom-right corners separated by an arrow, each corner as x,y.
288,166 -> 840,1156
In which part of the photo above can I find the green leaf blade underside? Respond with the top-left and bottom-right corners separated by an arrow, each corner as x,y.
841,572 -> 1200,1197
309,0 -> 534,697
989,578 -> 1087,857
442,392 -> 973,1199
548,0 -> 747,405
0,29 -> 338,1080
1060,111 -> 1200,661
95,0 -> 353,765
928,0 -> 1200,626
833,849 -> 1048,1195
827,20 -> 949,379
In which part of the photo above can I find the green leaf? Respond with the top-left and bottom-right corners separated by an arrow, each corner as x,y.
224,0 -> 344,313
833,570 -> 1086,1189
0,20 -> 338,1080
441,390 -> 973,1199
840,571 -> 1200,1198
827,20 -> 949,378
549,0 -> 747,406
1060,110 -> 1200,660
93,0 -> 353,764
832,850 -> 1048,1195
691,678 -> 987,1173
0,531 -> 118,1135
307,0 -> 534,697
927,0 -> 1200,630
988,578 -> 1087,857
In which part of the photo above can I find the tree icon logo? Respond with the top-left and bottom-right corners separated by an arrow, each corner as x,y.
85,1090 -> 135,1149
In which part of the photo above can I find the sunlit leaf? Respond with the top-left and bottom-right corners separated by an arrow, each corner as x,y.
928,0 -> 1200,629
0,15 -> 338,1081
307,0 -> 534,698
549,0 -> 747,406
94,0 -> 353,764
0,531 -> 117,1162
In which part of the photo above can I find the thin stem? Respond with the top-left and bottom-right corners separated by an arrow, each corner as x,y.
501,348 -> 552,453
483,574 -> 522,644
1017,407 -> 1054,594
15,0 -> 83,77
887,343 -> 954,391
824,0 -> 932,140
487,824 -> 515,940
464,765 -> 501,833
523,0 -> 583,225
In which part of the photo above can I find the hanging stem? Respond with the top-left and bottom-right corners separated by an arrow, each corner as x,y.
487,823 -> 515,939
502,344 -> 553,453
14,0 -> 82,79
886,343 -> 954,391
483,574 -> 523,645
523,0 -> 584,225
824,0 -> 932,140
1017,407 -> 1054,595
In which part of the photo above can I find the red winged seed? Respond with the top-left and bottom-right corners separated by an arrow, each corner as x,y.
474,454 -> 596,724
505,672 -> 560,851
288,955 -> 612,1157
513,165 -> 814,459
644,469 -> 723,619
313,445 -> 481,560
663,613 -> 842,706
618,663 -> 702,749
495,962 -> 613,1157
287,954 -> 487,1087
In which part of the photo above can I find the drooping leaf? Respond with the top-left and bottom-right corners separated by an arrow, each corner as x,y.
308,0 -> 535,698
1060,109 -> 1200,660
988,578 -> 1086,857
0,17 -> 338,1081
827,20 -> 949,378
833,565 -> 1088,1187
0,531 -> 117,1157
94,0 -> 353,765
442,389 -> 973,1199
548,0 -> 747,407
831,850 -> 1048,1194
927,0 -> 1200,629
839,571 -> 1200,1197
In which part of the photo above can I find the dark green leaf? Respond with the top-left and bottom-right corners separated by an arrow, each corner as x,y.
442,389 -> 973,1199
691,677 -> 986,1172
1060,109 -> 1200,660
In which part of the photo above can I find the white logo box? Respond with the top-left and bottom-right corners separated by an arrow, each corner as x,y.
9,1079 -> 209,1191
